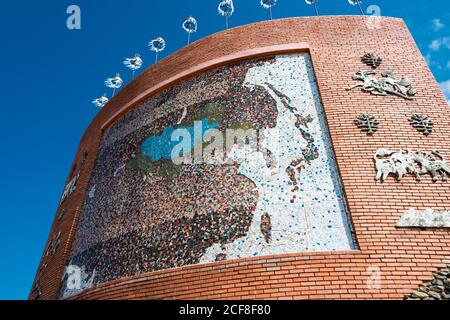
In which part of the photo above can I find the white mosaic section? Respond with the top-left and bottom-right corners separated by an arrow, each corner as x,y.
201,54 -> 355,262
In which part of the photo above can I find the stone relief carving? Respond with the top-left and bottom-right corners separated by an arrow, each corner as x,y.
81,150 -> 89,165
374,149 -> 450,182
396,209 -> 450,228
415,150 -> 450,181
60,172 -> 80,205
57,208 -> 66,221
410,114 -> 434,136
347,70 -> 417,100
45,231 -> 61,257
361,53 -> 382,69
31,278 -> 43,298
354,114 -> 380,134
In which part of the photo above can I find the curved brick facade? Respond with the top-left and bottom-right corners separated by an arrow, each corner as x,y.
30,16 -> 450,300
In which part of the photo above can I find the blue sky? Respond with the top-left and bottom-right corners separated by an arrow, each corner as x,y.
0,0 -> 448,300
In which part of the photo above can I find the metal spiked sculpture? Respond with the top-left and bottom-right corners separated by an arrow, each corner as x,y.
305,0 -> 319,16
218,0 -> 234,30
348,0 -> 365,15
92,94 -> 109,108
260,0 -> 277,20
104,73 -> 123,97
148,37 -> 166,64
123,54 -> 143,79
182,16 -> 198,45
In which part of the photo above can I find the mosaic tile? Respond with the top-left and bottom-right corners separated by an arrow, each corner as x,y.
59,54 -> 355,298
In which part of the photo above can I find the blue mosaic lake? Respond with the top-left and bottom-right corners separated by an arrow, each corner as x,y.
141,119 -> 219,161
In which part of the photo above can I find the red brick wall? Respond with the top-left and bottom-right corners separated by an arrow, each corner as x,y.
30,16 -> 450,300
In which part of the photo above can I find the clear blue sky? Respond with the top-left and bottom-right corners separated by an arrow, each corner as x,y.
0,0 -> 448,300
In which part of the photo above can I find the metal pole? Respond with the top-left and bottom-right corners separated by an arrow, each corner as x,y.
155,52 -> 159,64
226,16 -> 228,30
357,2 -> 365,15
132,69 -> 136,80
188,32 -> 191,46
314,3 -> 319,16
113,87 -> 116,97
269,7 -> 273,20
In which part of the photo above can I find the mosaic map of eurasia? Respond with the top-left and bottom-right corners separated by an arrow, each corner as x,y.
61,54 -> 355,297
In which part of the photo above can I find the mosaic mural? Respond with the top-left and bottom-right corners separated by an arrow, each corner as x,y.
60,54 -> 355,298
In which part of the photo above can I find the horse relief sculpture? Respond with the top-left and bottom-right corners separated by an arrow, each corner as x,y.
374,149 -> 450,182
347,70 -> 417,100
